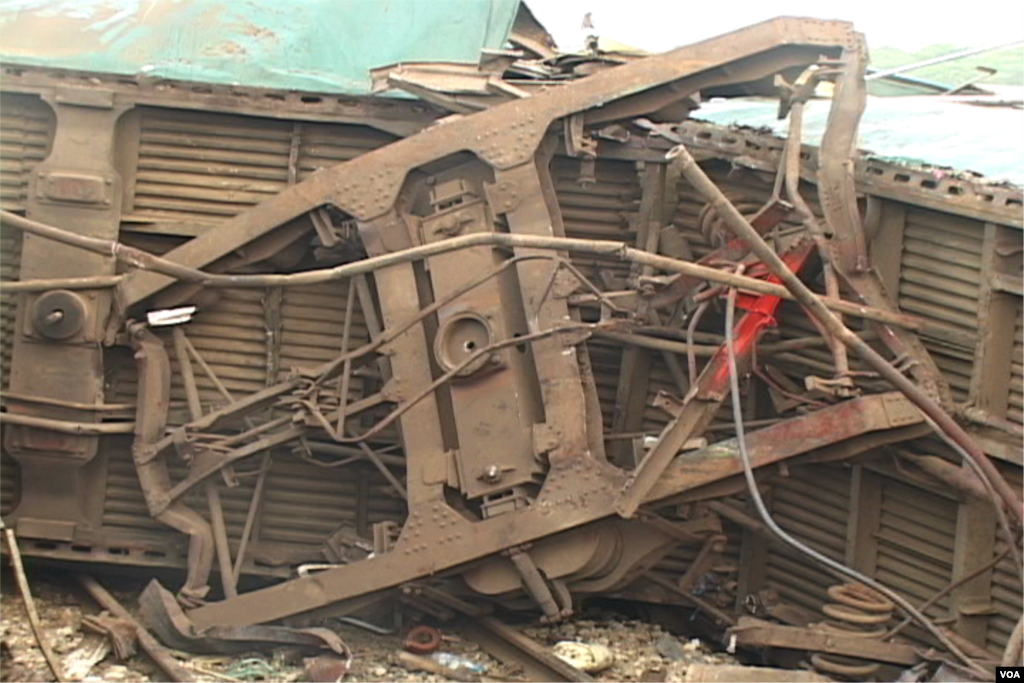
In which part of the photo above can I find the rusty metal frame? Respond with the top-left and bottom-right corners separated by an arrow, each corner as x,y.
3,12 -> 1019,667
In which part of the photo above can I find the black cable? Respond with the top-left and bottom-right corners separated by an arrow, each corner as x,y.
723,284 -> 987,677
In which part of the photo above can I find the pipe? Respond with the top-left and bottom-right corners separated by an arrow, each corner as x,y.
0,412 -> 135,434
0,275 -> 123,292
231,452 -> 271,584
130,328 -> 213,601
668,142 -> 1023,526
0,209 -> 956,338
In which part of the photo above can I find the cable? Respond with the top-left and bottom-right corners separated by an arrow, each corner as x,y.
722,284 -> 988,678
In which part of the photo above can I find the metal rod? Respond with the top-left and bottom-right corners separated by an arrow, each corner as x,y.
172,327 -> 238,600
669,142 -> 1023,525
335,284 -> 357,438
348,429 -> 408,501
645,572 -> 736,626
0,275 -> 123,292
0,209 -> 955,338
0,412 -> 135,434
1,391 -> 134,412
204,483 -> 238,599
2,524 -> 66,682
687,301 -> 711,387
232,451 -> 271,585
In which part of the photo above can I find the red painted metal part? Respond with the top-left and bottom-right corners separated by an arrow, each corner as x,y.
707,241 -> 816,392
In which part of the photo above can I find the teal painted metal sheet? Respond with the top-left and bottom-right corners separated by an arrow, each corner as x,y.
0,0 -> 520,95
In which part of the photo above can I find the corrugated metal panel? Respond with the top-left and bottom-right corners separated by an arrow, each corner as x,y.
258,461 -> 406,549
0,94 -> 52,211
278,282 -> 368,381
296,123 -> 396,182
764,465 -> 851,616
101,436 -> 405,566
0,227 -> 20,518
0,447 -> 18,516
108,288 -> 270,420
98,272 -> 404,566
132,109 -> 292,222
876,476 -> 957,646
178,289 -> 270,403
898,208 -> 982,401
1008,300 -> 1023,425
129,109 -> 395,224
988,464 -> 1023,654
650,515 -> 743,606
1,223 -> 22,392
555,155 -> 640,288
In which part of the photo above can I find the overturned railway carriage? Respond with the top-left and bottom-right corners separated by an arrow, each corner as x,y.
1,11 -> 1022,677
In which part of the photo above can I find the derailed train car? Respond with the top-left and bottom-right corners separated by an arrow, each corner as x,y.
0,1 -> 1021,678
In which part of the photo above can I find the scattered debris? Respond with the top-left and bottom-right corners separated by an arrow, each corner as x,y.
551,642 -> 613,673
524,618 -> 738,681
682,664 -> 829,682
404,625 -> 443,654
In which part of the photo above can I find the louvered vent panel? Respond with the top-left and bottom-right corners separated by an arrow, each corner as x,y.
102,438 -> 405,567
1,223 -> 22,391
875,477 -> 957,647
1008,300 -> 1023,424
988,464 -> 1023,654
107,289 -> 270,422
764,466 -> 851,616
0,447 -> 18,516
0,95 -> 52,210
178,289 -> 269,406
0,234 -> 20,522
103,437 -> 199,536
132,109 -> 292,221
131,110 -> 396,224
556,156 -> 640,288
898,208 -> 982,400
257,461 -> 406,549
296,123 -> 396,181
278,282 -> 368,379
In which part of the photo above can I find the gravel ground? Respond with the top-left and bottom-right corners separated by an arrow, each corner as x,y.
2,568 -> 738,682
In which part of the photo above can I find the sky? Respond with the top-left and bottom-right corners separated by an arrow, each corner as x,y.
528,0 -> 1024,53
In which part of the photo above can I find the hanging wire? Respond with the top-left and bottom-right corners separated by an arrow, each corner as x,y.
722,284 -> 988,678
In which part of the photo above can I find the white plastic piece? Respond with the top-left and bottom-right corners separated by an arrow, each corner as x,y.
552,641 -> 614,673
146,306 -> 196,327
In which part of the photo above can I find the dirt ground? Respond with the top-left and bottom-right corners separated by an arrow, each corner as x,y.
1,567 -> 737,682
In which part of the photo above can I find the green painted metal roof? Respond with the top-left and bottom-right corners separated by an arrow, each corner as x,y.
0,0 -> 521,95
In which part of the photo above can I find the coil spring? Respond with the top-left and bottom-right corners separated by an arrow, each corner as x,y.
811,582 -> 895,680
